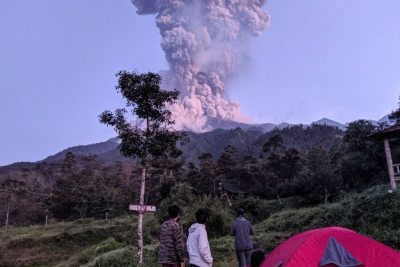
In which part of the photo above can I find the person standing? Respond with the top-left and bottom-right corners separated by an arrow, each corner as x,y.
230,208 -> 255,267
187,208 -> 213,267
158,205 -> 185,267
249,250 -> 265,267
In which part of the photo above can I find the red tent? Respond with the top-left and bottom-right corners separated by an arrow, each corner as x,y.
260,227 -> 400,267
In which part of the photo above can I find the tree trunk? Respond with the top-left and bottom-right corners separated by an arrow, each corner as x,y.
5,201 -> 10,229
277,193 -> 282,205
45,214 -> 48,226
324,186 -> 330,205
137,166 -> 146,266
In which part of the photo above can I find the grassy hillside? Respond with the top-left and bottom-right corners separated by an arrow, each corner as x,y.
1,185 -> 399,267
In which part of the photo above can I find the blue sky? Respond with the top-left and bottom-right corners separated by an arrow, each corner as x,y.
1,0 -> 399,166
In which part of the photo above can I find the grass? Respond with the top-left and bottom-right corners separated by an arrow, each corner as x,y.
2,185 -> 400,266
0,215 -> 152,267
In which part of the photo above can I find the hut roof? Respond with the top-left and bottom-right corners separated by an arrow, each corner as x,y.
219,179 -> 245,194
368,123 -> 400,140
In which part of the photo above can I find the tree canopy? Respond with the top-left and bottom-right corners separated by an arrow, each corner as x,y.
99,70 -> 188,163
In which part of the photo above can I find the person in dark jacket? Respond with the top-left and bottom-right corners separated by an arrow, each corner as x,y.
249,250 -> 265,267
158,205 -> 185,267
230,208 -> 255,267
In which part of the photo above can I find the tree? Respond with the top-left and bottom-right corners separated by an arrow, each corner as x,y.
188,153 -> 215,195
262,134 -> 285,155
216,145 -> 239,179
389,95 -> 400,123
0,178 -> 27,228
297,146 -> 342,205
339,120 -> 386,190
98,70 -> 188,265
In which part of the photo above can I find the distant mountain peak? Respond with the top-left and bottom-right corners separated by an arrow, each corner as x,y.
203,117 -> 347,132
312,118 -> 346,130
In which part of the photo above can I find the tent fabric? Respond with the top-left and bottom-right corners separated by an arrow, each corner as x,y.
319,237 -> 362,267
260,227 -> 400,267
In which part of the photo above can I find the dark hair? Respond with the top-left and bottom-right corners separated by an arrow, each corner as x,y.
168,205 -> 181,219
195,208 -> 209,224
251,250 -> 265,267
237,208 -> 245,216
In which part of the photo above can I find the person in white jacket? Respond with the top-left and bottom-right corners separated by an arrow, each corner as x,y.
187,208 -> 213,267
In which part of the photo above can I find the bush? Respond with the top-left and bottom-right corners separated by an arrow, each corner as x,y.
94,238 -> 122,255
232,196 -> 271,223
189,195 -> 235,239
85,247 -> 158,267
156,183 -> 235,239
254,185 -> 400,250
257,206 -> 325,233
156,182 -> 196,224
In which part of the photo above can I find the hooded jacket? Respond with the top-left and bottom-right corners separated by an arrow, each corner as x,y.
187,223 -> 213,267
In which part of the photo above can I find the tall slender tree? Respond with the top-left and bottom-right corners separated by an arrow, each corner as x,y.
99,70 -> 188,265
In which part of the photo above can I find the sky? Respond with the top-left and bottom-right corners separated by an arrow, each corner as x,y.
1,0 -> 400,166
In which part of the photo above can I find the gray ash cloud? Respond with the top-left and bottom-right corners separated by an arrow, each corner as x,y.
131,0 -> 270,131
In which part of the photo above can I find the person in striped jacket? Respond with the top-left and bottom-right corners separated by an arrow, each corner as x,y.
158,205 -> 185,267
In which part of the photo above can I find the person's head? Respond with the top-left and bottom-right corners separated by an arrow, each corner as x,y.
195,208 -> 209,224
168,205 -> 181,219
237,208 -> 245,217
250,250 -> 265,267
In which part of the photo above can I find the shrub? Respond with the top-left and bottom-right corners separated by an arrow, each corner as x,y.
156,182 -> 196,224
254,185 -> 400,250
156,183 -> 235,239
85,246 -> 158,267
232,196 -> 271,223
189,195 -> 235,239
94,238 -> 122,255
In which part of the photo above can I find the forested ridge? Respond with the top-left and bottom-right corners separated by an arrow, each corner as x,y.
0,120 -> 397,227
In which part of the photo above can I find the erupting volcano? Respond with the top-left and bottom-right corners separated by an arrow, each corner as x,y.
131,0 -> 270,131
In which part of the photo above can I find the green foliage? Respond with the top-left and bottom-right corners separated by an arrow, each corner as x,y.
296,145 -> 342,205
84,246 -> 159,267
190,195 -> 235,239
256,185 -> 400,250
98,70 -> 188,163
389,95 -> 400,123
232,196 -> 271,223
94,238 -> 122,255
209,236 -> 235,262
339,120 -> 386,190
157,183 -> 235,239
252,231 -> 292,254
156,182 -> 196,224
3,185 -> 400,266
0,215 -> 158,267
256,124 -> 344,154
258,206 -> 325,233
324,186 -> 400,229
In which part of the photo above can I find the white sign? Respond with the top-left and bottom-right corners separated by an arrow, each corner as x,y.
129,205 -> 156,212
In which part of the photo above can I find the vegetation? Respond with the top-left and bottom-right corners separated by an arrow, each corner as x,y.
1,93 -> 400,265
1,120 -> 399,226
1,184 -> 400,266
98,70 -> 189,265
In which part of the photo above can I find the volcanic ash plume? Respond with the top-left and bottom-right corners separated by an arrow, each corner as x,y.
131,0 -> 270,131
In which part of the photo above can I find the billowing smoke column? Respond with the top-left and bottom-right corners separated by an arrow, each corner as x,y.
131,0 -> 270,131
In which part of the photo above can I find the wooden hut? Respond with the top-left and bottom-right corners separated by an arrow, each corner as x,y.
217,179 -> 245,206
368,123 -> 400,191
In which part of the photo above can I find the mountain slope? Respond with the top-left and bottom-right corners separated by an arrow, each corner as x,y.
0,117 -> 348,171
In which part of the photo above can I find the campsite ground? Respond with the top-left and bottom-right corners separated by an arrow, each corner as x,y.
1,185 -> 400,266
